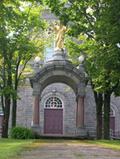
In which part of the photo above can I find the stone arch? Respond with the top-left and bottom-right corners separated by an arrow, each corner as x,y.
30,61 -> 85,96
111,103 -> 118,117
110,107 -> 115,117
110,103 -> 120,132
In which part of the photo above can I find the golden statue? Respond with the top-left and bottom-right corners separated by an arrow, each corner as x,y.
54,22 -> 67,50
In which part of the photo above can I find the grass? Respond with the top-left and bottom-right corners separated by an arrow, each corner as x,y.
0,139 -> 32,159
0,138 -> 120,159
86,140 -> 120,150
32,139 -> 120,150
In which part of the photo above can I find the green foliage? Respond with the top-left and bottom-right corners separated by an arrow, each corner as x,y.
45,0 -> 120,139
45,0 -> 120,95
10,126 -> 35,139
0,1 -> 47,133
0,0 -> 46,94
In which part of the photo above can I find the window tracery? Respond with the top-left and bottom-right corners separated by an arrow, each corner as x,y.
45,97 -> 62,109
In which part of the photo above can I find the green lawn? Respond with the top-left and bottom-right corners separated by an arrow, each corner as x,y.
0,139 -> 120,159
0,139 -> 32,159
86,140 -> 120,150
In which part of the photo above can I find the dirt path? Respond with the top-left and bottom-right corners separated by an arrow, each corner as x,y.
19,141 -> 120,159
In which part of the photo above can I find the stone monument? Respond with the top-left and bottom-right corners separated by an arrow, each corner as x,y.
30,20 -> 88,138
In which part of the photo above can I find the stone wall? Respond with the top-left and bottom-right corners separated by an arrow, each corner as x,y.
84,85 -> 96,137
16,82 -> 97,137
16,85 -> 33,128
16,82 -> 120,137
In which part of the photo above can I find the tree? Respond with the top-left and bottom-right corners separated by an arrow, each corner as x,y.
43,0 -> 120,139
0,0 -> 46,137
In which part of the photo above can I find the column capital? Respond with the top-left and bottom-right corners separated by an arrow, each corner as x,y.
77,82 -> 86,97
33,94 -> 41,99
33,83 -> 42,96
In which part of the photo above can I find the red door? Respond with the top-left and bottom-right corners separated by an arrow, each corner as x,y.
44,109 -> 63,134
110,117 -> 115,132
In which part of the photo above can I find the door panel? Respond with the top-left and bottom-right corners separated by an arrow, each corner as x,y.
44,109 -> 63,134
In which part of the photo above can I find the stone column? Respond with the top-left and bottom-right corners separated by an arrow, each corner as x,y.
76,95 -> 84,127
76,82 -> 85,127
32,95 -> 40,126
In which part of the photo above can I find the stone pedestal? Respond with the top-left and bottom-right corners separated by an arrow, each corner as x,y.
76,96 -> 84,127
32,95 -> 40,126
52,49 -> 67,61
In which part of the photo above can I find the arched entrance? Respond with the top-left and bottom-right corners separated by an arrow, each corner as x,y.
44,96 -> 63,134
30,52 -> 86,136
40,83 -> 76,136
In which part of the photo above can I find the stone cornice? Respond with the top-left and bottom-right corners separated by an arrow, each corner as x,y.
30,58 -> 86,96
31,60 -> 85,83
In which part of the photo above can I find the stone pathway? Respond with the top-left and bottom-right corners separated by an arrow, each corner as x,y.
19,141 -> 120,159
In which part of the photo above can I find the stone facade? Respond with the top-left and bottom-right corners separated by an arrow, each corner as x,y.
16,82 -> 97,137
14,52 -> 120,138
16,86 -> 33,128
16,82 -> 120,138
29,51 -> 88,137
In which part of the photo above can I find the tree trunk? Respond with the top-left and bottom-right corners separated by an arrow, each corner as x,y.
94,92 -> 103,139
97,93 -> 103,139
2,95 -> 11,138
11,65 -> 18,128
103,92 -> 111,139
11,98 -> 17,128
2,57 -> 12,138
1,95 -> 5,113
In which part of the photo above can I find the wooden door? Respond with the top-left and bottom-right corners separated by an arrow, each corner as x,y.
44,109 -> 63,134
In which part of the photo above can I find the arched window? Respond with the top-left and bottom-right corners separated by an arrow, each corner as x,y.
45,97 -> 63,109
110,108 -> 115,117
